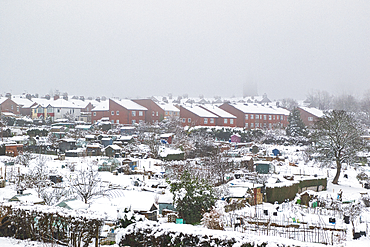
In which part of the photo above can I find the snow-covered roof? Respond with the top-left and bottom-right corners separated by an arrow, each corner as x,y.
105,144 -> 122,150
92,101 -> 109,111
299,106 -> 324,118
160,103 -> 180,112
181,105 -> 218,118
231,103 -> 290,115
11,96 -> 35,108
0,97 -> 9,105
110,98 -> 147,111
201,105 -> 237,118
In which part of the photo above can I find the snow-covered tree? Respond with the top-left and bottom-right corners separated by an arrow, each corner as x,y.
169,170 -> 215,224
286,108 -> 307,137
310,110 -> 366,184
68,163 -> 105,203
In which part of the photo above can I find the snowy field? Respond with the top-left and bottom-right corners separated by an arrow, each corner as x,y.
1,144 -> 370,246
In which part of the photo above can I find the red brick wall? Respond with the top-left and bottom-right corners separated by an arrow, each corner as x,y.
0,98 -> 20,115
91,110 -> 110,123
297,108 -> 320,127
133,99 -> 164,123
219,104 -> 245,127
179,106 -> 217,127
219,103 -> 288,129
109,99 -> 146,125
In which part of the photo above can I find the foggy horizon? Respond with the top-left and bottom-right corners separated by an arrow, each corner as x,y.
1,1 -> 369,101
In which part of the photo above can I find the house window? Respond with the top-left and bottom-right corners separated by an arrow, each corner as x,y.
116,111 -> 119,115
132,120 -> 136,124
182,118 -> 186,123
111,111 -> 114,115
256,115 -> 259,120
93,112 -> 96,116
16,106 -> 19,112
264,115 -> 267,120
204,118 -> 208,124
230,119 -> 234,124
269,115 -> 272,120
156,112 -> 158,116
264,123 -> 267,128
139,111 -> 143,116
256,123 -> 259,127
245,114 -> 248,120
111,120 -> 114,124
132,111 -> 136,116
116,120 -> 119,124
269,123 -> 272,128
94,120 -> 96,123
38,108 -> 43,113
210,118 -> 214,124
251,114 -> 254,119
152,111 -> 155,116
57,109 -> 60,113
308,117 -> 313,121
11,105 -> 13,110
224,119 -> 228,124
139,120 -> 143,123
280,115 -> 283,120
245,123 -> 248,128
273,115 -> 275,120
251,123 -> 254,128
188,118 -> 191,123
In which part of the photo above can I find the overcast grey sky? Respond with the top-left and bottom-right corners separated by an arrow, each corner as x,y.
1,1 -> 369,100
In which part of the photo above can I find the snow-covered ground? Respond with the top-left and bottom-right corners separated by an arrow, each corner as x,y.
1,143 -> 370,246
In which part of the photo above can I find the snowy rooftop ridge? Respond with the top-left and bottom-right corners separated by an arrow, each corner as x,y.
181,105 -> 218,118
110,98 -> 148,111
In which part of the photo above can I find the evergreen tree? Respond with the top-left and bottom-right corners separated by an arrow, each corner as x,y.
286,108 -> 307,137
169,170 -> 215,224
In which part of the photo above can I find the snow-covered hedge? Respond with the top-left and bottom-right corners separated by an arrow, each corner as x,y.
118,221 -> 325,247
0,203 -> 103,247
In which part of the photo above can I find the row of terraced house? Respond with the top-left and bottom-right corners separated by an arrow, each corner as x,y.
1,95 -> 323,130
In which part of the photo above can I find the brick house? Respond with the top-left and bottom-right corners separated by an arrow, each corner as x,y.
160,103 -> 180,120
199,105 -> 237,127
219,103 -> 289,129
180,105 -> 218,127
132,99 -> 164,123
11,96 -> 36,116
297,106 -> 324,127
91,101 -> 110,124
109,98 -> 147,125
0,97 -> 20,115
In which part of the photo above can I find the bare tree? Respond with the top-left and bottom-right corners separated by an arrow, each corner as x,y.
332,94 -> 359,112
305,90 -> 332,110
69,164 -> 105,204
41,186 -> 67,206
280,98 -> 298,111
310,110 -> 366,184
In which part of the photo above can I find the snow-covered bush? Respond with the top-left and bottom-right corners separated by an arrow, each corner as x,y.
117,207 -> 145,228
202,207 -> 224,230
